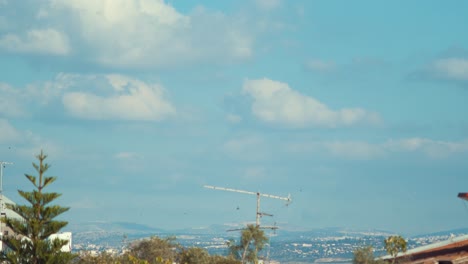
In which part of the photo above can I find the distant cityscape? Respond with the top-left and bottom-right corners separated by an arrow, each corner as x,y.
68,222 -> 468,263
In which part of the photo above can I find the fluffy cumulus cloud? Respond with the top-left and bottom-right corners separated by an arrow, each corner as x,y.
1,73 -> 175,122
0,0 -> 254,68
431,58 -> 468,81
0,28 -> 70,55
287,138 -> 468,160
243,78 -> 381,128
62,74 -> 176,121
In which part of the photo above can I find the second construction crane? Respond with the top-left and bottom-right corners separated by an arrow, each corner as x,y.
204,185 -> 291,227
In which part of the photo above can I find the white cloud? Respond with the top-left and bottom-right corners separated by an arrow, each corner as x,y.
431,58 -> 468,81
224,136 -> 262,154
114,152 -> 141,160
287,138 -> 468,160
0,119 -> 21,143
62,75 -> 176,121
243,78 -> 381,128
226,114 -> 242,124
0,119 -> 62,159
0,74 -> 176,122
37,73 -> 84,104
304,59 -> 336,72
324,141 -> 385,160
0,16 -> 7,31
0,28 -> 70,55
30,0 -> 252,68
0,83 -> 27,117
223,135 -> 268,161
385,138 -> 468,159
255,0 -> 282,11
0,74 -> 90,118
15,133 -> 63,160
243,166 -> 266,180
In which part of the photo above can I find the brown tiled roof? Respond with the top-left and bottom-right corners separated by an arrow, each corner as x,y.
385,235 -> 468,264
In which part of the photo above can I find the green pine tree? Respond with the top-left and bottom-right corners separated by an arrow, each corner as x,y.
0,150 -> 74,264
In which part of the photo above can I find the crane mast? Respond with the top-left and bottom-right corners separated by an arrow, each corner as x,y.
204,185 -> 291,227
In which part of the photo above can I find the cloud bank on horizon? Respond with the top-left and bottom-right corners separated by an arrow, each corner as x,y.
0,0 -> 468,235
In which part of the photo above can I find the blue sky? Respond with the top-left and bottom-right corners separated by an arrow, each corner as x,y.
1,0 -> 468,236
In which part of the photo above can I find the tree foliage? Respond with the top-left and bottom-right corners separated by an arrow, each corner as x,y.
73,251 -> 118,264
353,246 -> 376,264
228,224 -> 268,264
208,255 -> 241,264
384,235 -> 407,264
128,236 -> 179,263
74,239 -> 240,264
353,245 -> 387,264
179,247 -> 210,264
0,150 -> 73,264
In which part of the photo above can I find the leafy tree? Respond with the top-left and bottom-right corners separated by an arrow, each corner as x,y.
0,150 -> 73,264
74,251 -> 171,264
179,247 -> 210,264
209,255 -> 241,264
228,224 -> 268,264
384,235 -> 407,264
180,248 -> 240,264
353,246 -> 375,264
353,245 -> 387,264
128,236 -> 179,263
73,251 -> 118,264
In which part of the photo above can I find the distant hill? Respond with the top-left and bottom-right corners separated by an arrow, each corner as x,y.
66,221 -> 468,240
278,227 -> 395,239
412,228 -> 468,238
66,222 -> 398,239
171,223 -> 246,235
65,221 -> 164,234
65,221 -> 166,246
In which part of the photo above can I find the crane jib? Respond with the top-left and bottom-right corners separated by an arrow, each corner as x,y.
203,185 -> 291,203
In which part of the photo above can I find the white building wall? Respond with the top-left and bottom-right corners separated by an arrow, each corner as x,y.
49,232 -> 72,252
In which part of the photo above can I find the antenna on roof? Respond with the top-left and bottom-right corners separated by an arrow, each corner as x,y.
0,161 -> 12,243
0,161 -> 13,214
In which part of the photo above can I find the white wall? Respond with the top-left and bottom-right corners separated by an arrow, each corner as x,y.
48,232 -> 72,252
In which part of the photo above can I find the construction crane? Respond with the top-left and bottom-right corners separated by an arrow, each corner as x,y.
204,185 -> 291,228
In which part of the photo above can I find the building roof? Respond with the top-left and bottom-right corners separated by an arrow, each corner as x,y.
381,234 -> 468,264
458,193 -> 468,201
0,195 -> 24,220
